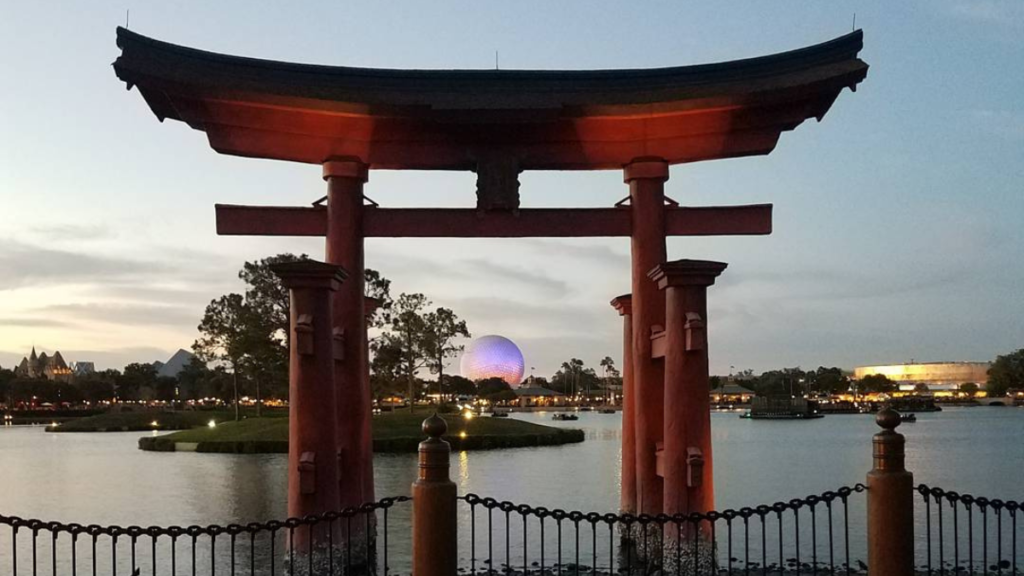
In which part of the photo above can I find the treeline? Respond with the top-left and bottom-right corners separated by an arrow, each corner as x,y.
0,359 -> 234,407
713,367 -> 879,397
390,356 -> 624,404
715,357 -> 1024,398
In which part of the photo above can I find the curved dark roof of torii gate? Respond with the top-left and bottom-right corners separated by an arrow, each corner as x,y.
113,27 -> 868,170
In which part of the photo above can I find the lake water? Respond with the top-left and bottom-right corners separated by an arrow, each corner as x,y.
1,407 -> 1022,573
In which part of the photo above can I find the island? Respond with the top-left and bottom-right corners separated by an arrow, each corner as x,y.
129,412 -> 583,453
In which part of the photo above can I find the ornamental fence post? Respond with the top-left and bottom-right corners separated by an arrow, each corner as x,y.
413,414 -> 458,576
867,408 -> 915,576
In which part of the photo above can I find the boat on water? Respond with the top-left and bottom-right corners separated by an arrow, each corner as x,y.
598,408 -> 617,414
489,411 -> 509,418
740,411 -> 824,420
857,398 -> 942,413
740,396 -> 824,420
552,413 -> 579,421
901,413 -> 917,422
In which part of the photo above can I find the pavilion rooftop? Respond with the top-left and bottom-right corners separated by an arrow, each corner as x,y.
114,28 -> 867,170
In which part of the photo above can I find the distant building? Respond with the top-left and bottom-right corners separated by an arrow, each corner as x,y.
14,347 -> 73,382
854,362 -> 991,391
513,386 -> 566,407
71,362 -> 96,376
710,384 -> 755,405
154,349 -> 196,379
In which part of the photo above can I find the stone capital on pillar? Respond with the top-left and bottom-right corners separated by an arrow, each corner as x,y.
623,159 -> 669,183
322,158 -> 369,182
270,260 -> 348,290
610,294 -> 633,317
648,259 -> 728,289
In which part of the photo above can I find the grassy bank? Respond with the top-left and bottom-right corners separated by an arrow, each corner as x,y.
49,409 -> 285,432
137,412 -> 584,453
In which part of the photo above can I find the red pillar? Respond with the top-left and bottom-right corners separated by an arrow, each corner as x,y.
625,159 -> 668,517
610,294 -> 636,514
649,259 -> 727,517
272,260 -> 346,525
323,159 -> 374,508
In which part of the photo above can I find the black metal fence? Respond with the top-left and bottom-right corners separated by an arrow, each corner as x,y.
918,484 -> 1022,575
457,485 -> 867,576
10,483 -> 1023,575
0,496 -> 410,576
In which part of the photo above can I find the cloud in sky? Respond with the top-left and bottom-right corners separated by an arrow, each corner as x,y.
462,259 -> 570,298
0,239 -> 169,291
521,240 -> 630,268
0,318 -> 76,328
949,1 -> 1024,28
450,296 -> 608,339
31,303 -> 199,328
968,109 -> 1024,140
28,224 -> 115,243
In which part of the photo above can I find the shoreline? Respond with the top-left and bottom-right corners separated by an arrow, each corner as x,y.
138,429 -> 584,454
134,412 -> 584,454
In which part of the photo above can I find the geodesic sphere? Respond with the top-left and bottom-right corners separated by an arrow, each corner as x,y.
459,335 -> 525,386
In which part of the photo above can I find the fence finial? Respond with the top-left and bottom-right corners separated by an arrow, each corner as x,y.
876,407 -> 901,432
423,412 -> 447,439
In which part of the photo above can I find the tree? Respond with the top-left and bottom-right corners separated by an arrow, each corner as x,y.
239,254 -> 304,339
176,357 -> 213,401
364,269 -> 394,329
807,367 -> 850,395
194,293 -> 251,420
154,376 -> 178,402
751,368 -> 808,397
75,370 -> 118,404
440,374 -> 476,397
476,377 -> 512,398
988,349 -> 1024,398
858,374 -> 896,394
550,358 -> 583,396
599,357 -> 620,382
599,356 -> 619,402
530,376 -> 550,389
423,307 -> 470,402
380,293 -> 432,412
550,359 -> 600,397
370,336 -> 406,402
0,368 -> 14,407
959,382 -> 979,396
119,362 -> 158,401
913,383 -> 930,394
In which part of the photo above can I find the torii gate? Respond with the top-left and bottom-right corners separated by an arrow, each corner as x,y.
114,28 -> 867,523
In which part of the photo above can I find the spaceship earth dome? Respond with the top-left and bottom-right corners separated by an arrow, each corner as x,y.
460,335 -> 525,386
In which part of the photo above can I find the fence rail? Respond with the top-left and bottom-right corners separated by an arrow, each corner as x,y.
0,496 -> 410,576
918,485 -> 1022,575
458,485 -> 867,576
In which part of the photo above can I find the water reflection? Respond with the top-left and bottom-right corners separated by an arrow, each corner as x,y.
0,408 -> 1021,523
458,449 -> 471,486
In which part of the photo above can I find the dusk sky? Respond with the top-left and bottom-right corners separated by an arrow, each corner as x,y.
1,2 -> 1022,377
